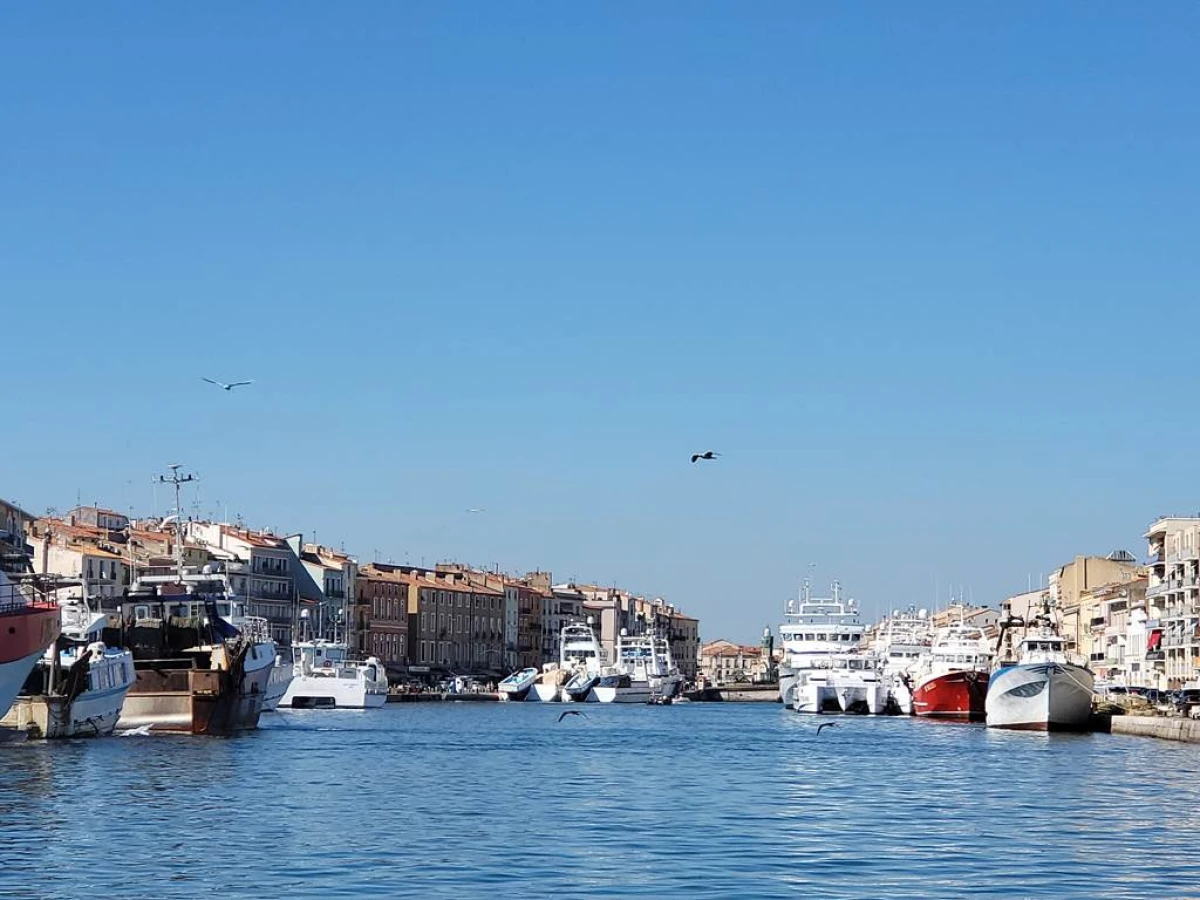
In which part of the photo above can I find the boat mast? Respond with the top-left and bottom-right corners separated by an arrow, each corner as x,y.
157,464 -> 195,583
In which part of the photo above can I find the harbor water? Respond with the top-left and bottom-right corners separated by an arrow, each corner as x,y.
3,704 -> 1200,899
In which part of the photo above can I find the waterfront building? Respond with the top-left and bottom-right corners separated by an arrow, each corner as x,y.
300,543 -> 359,647
26,519 -> 128,600
1082,577 -> 1148,686
186,522 -> 325,645
62,505 -> 130,531
1051,551 -> 1141,656
927,605 -> 999,634
698,640 -> 767,685
357,564 -> 409,672
0,498 -> 35,576
1144,517 -> 1200,688
516,581 -> 545,670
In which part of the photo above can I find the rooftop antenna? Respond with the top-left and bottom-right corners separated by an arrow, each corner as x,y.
157,464 -> 196,579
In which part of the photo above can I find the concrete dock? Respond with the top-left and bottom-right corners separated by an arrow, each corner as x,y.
1110,714 -> 1200,743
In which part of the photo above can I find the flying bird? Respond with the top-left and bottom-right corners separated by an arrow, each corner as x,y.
557,710 -> 588,722
816,722 -> 839,735
202,378 -> 254,392
691,451 -> 720,463
466,508 -> 486,514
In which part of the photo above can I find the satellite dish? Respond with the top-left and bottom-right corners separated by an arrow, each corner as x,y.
918,608 -> 928,619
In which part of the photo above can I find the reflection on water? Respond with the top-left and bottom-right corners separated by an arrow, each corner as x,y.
1,704 -> 1199,899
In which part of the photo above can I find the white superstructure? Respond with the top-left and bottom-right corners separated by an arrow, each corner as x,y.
558,620 -> 606,702
777,579 -> 870,712
870,607 -> 932,714
279,640 -> 388,709
593,628 -> 674,704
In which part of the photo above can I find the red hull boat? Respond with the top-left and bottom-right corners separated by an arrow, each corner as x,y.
912,669 -> 989,720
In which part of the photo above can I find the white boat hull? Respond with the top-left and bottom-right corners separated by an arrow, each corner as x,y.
278,655 -> 387,709
0,650 -> 43,720
986,662 -> 1094,731
887,674 -> 914,715
526,682 -> 561,702
262,659 -> 294,712
791,676 -> 887,715
2,680 -> 132,738
593,683 -> 654,704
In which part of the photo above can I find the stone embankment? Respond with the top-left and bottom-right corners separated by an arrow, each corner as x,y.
1110,714 -> 1200,743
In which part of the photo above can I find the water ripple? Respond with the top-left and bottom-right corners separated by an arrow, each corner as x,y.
1,704 -> 1198,899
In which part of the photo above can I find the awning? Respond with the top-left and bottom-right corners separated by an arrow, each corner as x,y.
1148,629 -> 1163,652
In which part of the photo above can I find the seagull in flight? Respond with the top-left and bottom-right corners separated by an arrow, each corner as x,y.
466,508 -> 486,514
691,451 -> 720,463
202,378 -> 254,392
557,710 -> 588,722
816,722 -> 840,735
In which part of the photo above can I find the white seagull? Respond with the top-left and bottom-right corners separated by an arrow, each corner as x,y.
202,378 -> 254,392
466,508 -> 486,514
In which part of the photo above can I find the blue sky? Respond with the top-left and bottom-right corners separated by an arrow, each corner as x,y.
3,5 -> 1198,641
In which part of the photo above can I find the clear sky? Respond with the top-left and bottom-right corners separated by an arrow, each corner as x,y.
3,5 -> 1198,642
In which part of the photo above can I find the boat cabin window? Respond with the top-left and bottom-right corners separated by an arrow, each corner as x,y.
134,605 -> 150,619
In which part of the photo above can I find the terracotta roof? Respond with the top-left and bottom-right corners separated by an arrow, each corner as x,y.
220,526 -> 286,549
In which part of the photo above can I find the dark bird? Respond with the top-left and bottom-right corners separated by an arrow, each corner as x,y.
557,710 -> 588,722
202,377 -> 254,392
690,451 -> 720,463
816,722 -> 839,735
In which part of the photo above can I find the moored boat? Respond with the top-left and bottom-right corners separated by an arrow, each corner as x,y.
2,586 -> 135,738
777,578 -> 875,714
0,571 -> 63,721
555,619 -> 606,702
912,621 -> 992,721
498,667 -> 539,701
111,566 -> 276,734
986,602 -> 1094,732
871,607 -> 932,714
262,653 -> 294,712
278,640 -> 388,709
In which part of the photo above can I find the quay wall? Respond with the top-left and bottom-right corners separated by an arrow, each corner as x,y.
1111,715 -> 1200,743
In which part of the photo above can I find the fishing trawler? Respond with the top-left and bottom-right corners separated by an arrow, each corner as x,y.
0,570 -> 63,723
986,597 -> 1094,731
109,467 -> 275,735
911,618 -> 993,720
2,583 -> 134,738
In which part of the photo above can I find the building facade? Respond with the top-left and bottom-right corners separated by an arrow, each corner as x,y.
1145,518 -> 1200,688
698,640 -> 767,685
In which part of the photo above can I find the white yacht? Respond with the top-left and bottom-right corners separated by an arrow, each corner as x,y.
870,607 -> 932,714
823,653 -> 889,715
558,619 -> 606,702
498,667 -> 539,701
986,604 -> 1094,731
593,628 -> 672,704
650,629 -> 685,700
1,589 -> 135,739
777,579 -> 870,713
278,640 -> 388,709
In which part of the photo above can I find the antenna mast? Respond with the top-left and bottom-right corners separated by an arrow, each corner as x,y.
157,464 -> 196,579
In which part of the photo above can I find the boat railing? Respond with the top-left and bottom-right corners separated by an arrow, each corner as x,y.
0,580 -> 60,617
233,615 -> 271,643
